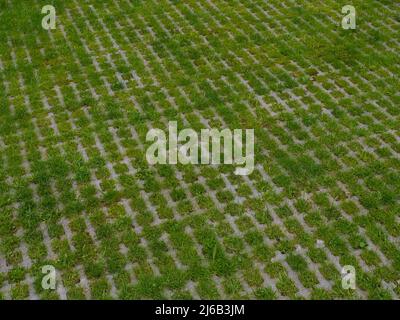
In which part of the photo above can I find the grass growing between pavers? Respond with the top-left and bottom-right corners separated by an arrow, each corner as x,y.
0,0 -> 399,299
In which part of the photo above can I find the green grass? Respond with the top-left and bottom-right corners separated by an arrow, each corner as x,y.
0,0 -> 399,300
